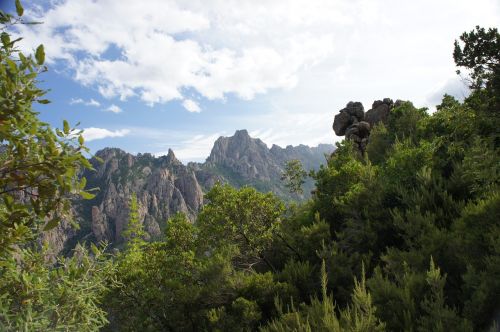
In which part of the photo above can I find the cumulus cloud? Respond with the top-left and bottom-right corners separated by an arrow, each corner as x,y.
69,98 -> 84,105
182,99 -> 201,113
105,104 -> 123,113
82,127 -> 130,141
87,98 -> 101,107
16,0 -> 354,105
155,132 -> 223,163
70,98 -> 101,107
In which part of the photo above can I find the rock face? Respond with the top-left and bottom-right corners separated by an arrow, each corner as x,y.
52,131 -> 335,251
365,98 -> 394,127
81,148 -> 204,244
333,98 -> 398,151
202,129 -> 334,197
333,101 -> 371,152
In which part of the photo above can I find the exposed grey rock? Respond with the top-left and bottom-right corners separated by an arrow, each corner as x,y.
365,101 -> 391,127
39,213 -> 77,262
333,98 -> 395,152
345,101 -> 365,121
333,110 -> 351,136
50,131 -> 334,251
91,206 -> 111,242
81,148 -> 204,244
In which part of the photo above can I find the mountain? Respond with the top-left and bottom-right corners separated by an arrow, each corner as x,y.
198,129 -> 332,197
51,130 -> 333,254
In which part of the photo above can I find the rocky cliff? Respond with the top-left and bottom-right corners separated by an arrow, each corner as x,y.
54,130 -> 333,253
200,129 -> 333,197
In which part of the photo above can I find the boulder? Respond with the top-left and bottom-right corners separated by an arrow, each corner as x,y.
365,103 -> 390,126
333,110 -> 351,136
345,101 -> 365,121
333,98 -> 396,153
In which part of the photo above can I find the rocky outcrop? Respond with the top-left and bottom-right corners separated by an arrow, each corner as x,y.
333,101 -> 372,152
81,148 -> 204,244
205,129 -> 277,181
365,98 -> 393,127
203,130 -> 334,197
333,98 -> 402,151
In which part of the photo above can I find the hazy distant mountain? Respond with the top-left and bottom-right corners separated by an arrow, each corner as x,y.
196,129 -> 333,197
52,130 -> 333,253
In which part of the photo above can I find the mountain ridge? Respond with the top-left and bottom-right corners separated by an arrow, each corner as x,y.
49,130 -> 334,255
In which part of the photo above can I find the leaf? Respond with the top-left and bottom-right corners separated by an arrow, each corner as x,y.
1,32 -> 10,48
15,0 -> 24,17
78,134 -> 84,146
43,217 -> 59,231
80,177 -> 87,190
35,44 -> 45,65
90,243 -> 99,256
63,120 -> 70,134
80,191 -> 96,200
37,99 -> 50,104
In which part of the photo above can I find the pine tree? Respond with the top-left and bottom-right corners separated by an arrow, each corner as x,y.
122,193 -> 145,247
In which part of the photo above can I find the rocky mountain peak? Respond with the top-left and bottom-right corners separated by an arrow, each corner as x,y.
54,131 -> 334,255
164,148 -> 182,166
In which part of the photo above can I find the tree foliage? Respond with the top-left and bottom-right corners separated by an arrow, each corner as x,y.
281,159 -> 308,195
0,0 -> 94,256
0,3 -> 109,331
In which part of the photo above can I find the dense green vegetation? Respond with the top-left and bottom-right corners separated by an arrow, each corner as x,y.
0,2 -> 498,330
0,3 -> 113,330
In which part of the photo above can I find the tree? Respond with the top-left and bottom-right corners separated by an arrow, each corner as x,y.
0,243 -> 114,331
0,0 -> 94,256
453,26 -> 499,91
0,3 -> 111,330
454,26 -> 500,114
122,193 -> 145,247
261,261 -> 385,332
198,184 -> 285,272
281,159 -> 308,195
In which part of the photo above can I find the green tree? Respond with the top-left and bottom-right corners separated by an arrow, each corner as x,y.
0,1 -> 95,256
198,184 -> 285,272
0,3 -> 111,330
0,243 -> 114,331
281,159 -> 307,195
122,193 -> 145,247
262,261 -> 385,332
453,26 -> 499,91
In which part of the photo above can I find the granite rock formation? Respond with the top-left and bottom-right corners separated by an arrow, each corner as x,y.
80,148 -> 204,245
333,98 -> 400,151
50,131 -> 334,254
333,101 -> 372,152
201,129 -> 333,197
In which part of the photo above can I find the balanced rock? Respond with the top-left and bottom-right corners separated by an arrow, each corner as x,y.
365,98 -> 393,127
333,101 -> 365,136
333,98 -> 396,153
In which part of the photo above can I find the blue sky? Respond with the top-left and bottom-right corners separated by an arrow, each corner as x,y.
9,0 -> 500,163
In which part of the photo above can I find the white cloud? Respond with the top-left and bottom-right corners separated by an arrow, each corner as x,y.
69,98 -> 84,105
155,132 -> 223,163
17,0 -> 352,105
17,0 -> 500,110
182,99 -> 201,113
105,104 -> 123,113
82,127 -> 130,141
69,97 -> 101,107
14,0 -> 500,158
87,98 -> 101,107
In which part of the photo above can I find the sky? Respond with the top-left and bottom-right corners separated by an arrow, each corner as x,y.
5,0 -> 500,163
